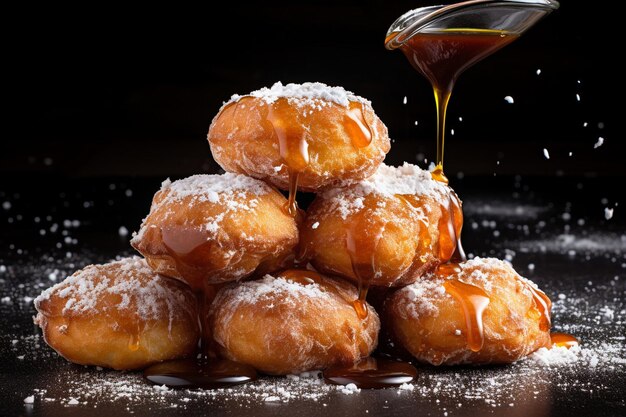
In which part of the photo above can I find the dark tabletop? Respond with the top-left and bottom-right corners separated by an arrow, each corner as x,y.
1,174 -> 625,417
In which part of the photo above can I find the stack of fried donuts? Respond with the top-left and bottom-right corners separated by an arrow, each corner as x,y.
35,81 -> 555,375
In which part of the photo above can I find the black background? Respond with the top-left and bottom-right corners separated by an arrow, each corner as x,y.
3,1 -> 620,180
2,4 -> 625,416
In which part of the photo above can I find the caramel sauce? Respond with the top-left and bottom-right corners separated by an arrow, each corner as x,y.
143,358 -> 257,389
344,102 -> 373,148
280,268 -> 326,286
198,281 -> 219,358
267,98 -> 309,217
443,279 -> 490,352
550,332 -> 579,349
117,319 -> 142,352
161,226 -> 217,291
323,357 -> 418,389
522,281 -> 552,331
390,28 -> 520,183
161,226 -> 208,257
128,333 -> 140,352
345,201 -> 388,319
438,192 -> 466,263
267,98 -> 374,217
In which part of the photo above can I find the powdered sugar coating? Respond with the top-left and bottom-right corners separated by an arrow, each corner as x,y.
131,173 -> 273,244
387,257 -> 551,365
321,162 -> 450,219
397,279 -> 447,320
210,272 -> 380,374
210,274 -> 347,328
224,81 -> 371,110
392,257 -> 538,320
156,173 -> 271,207
34,257 -> 194,326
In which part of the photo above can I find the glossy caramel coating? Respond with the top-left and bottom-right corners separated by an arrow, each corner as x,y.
34,257 -> 199,370
131,174 -> 299,289
208,269 -> 380,375
300,163 -> 461,288
207,82 -> 390,192
384,258 -> 551,365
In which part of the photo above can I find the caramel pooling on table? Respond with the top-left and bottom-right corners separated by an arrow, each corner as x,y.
550,332 -> 579,349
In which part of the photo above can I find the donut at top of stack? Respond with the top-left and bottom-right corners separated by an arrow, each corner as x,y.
207,81 -> 390,193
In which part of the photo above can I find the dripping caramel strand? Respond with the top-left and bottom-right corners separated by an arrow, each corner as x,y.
267,99 -> 374,218
266,98 -> 309,218
443,279 -> 490,352
521,279 -> 552,331
344,102 -> 373,148
345,204 -> 388,320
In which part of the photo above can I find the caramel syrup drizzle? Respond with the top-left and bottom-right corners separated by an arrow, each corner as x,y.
266,98 -> 309,217
345,206 -> 387,320
161,226 -> 234,291
280,268 -> 325,286
267,98 -> 373,318
389,29 -> 519,184
441,274 -> 553,352
344,101 -> 373,148
522,280 -> 552,331
437,191 -> 466,263
266,98 -> 373,218
443,279 -> 490,352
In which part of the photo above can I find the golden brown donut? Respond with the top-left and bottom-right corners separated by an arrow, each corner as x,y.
130,173 -> 299,290
33,257 -> 199,370
207,81 -> 390,192
300,162 -> 462,288
384,257 -> 552,365
208,269 -> 380,375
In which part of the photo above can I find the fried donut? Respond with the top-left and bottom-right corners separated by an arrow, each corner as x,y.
384,257 -> 552,365
33,257 -> 199,370
130,173 -> 299,289
300,162 -> 462,288
208,269 -> 380,375
207,81 -> 390,193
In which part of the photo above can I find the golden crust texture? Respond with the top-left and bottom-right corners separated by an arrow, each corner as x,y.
207,82 -> 390,192
130,173 -> 299,289
33,257 -> 199,370
300,163 -> 462,287
208,269 -> 380,375
384,257 -> 552,365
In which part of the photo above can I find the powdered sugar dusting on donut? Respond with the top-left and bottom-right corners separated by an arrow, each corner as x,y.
131,173 -> 273,243
161,173 -> 271,204
210,273 -> 379,373
460,257 -> 513,272
321,162 -> 450,219
34,257 -> 194,329
459,257 -> 525,293
211,275 -> 332,325
393,257 -> 542,320
226,81 -> 371,109
395,278 -> 447,319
